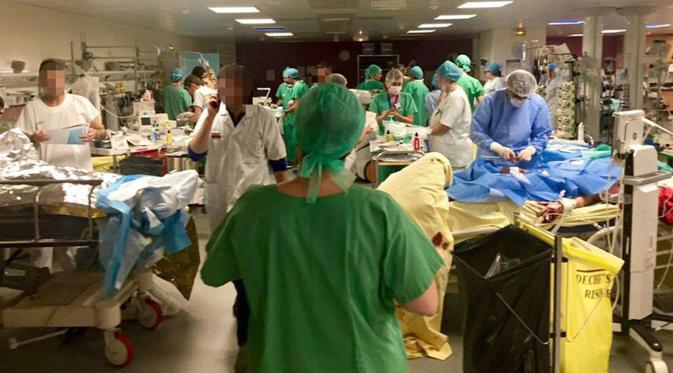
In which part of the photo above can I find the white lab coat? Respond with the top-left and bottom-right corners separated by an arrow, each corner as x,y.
545,76 -> 561,129
429,87 -> 474,169
15,94 -> 99,170
483,77 -> 506,96
194,104 -> 287,231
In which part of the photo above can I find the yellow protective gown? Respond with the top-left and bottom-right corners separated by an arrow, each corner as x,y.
378,153 -> 454,360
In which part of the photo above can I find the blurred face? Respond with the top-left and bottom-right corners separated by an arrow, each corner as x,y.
317,68 -> 329,83
283,76 -> 293,85
436,76 -> 454,90
219,70 -> 251,109
203,76 -> 216,89
386,79 -> 403,96
485,71 -> 494,80
39,69 -> 65,98
372,72 -> 382,81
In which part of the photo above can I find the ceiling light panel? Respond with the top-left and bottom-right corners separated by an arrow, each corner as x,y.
418,23 -> 452,28
458,1 -> 513,9
548,20 -> 583,25
266,32 -> 294,37
209,7 -> 260,14
434,14 -> 477,20
407,29 -> 436,34
236,19 -> 275,24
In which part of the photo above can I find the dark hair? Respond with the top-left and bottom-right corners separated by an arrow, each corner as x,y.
191,66 -> 207,78
183,74 -> 203,87
0,95 -> 4,110
39,59 -> 65,73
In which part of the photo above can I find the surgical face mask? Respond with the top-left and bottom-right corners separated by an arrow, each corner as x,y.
510,97 -> 525,108
388,85 -> 401,95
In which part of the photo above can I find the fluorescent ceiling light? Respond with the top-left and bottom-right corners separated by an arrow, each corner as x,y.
569,33 -> 583,37
235,18 -> 275,24
208,7 -> 260,14
418,23 -> 452,28
266,32 -> 293,37
647,23 -> 671,29
407,29 -> 436,34
435,14 -> 476,20
458,1 -> 513,9
548,20 -> 583,25
602,29 -> 626,34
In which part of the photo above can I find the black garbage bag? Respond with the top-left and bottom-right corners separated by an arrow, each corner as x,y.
454,225 -> 552,373
119,155 -> 163,176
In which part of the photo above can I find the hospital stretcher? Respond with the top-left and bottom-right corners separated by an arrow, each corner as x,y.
0,178 -> 177,367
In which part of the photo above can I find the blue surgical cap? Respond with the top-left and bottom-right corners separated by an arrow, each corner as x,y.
410,66 -> 424,79
548,63 -> 557,72
436,60 -> 463,82
485,63 -> 502,77
286,68 -> 300,79
170,68 -> 184,81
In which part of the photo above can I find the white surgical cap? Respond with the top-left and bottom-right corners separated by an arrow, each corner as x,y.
506,70 -> 538,98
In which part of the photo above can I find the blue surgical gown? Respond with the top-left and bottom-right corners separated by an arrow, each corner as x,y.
471,89 -> 552,159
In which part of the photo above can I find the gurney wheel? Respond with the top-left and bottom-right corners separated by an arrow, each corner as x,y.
104,330 -> 134,367
138,297 -> 164,330
646,359 -> 669,373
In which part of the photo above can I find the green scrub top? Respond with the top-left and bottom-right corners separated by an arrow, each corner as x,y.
202,185 -> 443,373
370,92 -> 418,134
356,80 -> 385,91
276,81 -> 308,164
162,84 -> 192,121
457,74 -> 485,112
402,80 -> 430,127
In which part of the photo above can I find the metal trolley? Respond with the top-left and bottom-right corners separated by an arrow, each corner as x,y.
0,178 -> 165,367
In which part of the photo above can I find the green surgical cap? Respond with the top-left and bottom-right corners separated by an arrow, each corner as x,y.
365,64 -> 382,80
456,54 -> 472,72
295,83 -> 365,203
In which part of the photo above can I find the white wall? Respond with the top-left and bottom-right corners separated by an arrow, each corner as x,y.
477,26 -> 547,79
0,0 -> 226,73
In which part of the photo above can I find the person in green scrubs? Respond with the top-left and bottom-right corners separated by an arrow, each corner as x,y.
369,69 -> 418,134
276,67 -> 308,164
161,68 -> 192,120
402,66 -> 430,126
201,83 -> 442,373
455,54 -> 485,111
356,64 -> 385,91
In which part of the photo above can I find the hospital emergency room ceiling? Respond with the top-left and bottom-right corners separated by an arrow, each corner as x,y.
10,0 -> 673,42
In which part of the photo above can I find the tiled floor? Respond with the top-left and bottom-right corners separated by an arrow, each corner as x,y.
1,211 -> 672,372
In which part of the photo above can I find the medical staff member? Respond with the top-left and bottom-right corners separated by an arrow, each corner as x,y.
188,65 -> 289,232
162,68 -> 192,120
483,63 -> 506,96
370,69 -> 418,131
425,75 -> 442,119
276,68 -> 308,164
193,74 -> 217,124
181,74 -> 205,125
356,64 -> 385,91
16,59 -> 106,170
16,58 -> 107,271
455,54 -> 485,111
428,60 -> 474,170
311,65 -> 332,89
403,66 -> 430,126
471,70 -> 552,163
201,83 -> 442,373
545,64 -> 561,129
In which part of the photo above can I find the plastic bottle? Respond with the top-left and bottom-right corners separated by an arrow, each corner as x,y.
151,128 -> 158,144
385,130 -> 393,142
166,129 -> 173,145
413,132 -> 421,152
577,123 -> 585,143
